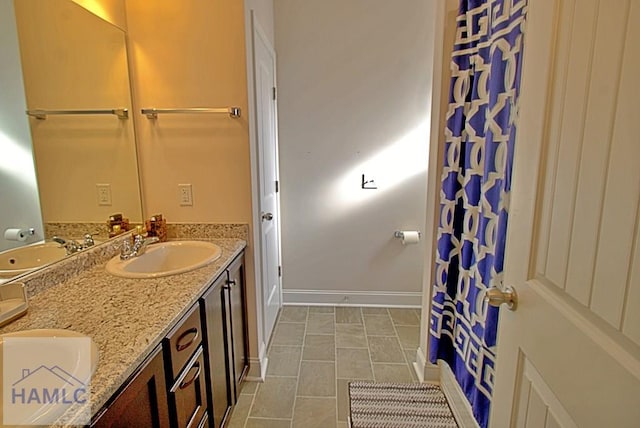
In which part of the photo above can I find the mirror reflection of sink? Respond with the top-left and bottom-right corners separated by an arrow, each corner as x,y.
105,240 -> 222,279
0,242 -> 67,280
0,329 -> 99,425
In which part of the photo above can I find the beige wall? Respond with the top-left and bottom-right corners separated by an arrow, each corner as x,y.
15,0 -> 142,223
125,0 -> 257,360
72,0 -> 127,30
126,0 -> 252,224
274,0 -> 436,305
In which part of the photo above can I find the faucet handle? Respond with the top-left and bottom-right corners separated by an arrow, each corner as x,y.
83,232 -> 98,247
120,238 -> 133,260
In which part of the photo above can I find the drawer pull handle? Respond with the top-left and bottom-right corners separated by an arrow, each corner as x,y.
179,362 -> 201,390
176,327 -> 199,352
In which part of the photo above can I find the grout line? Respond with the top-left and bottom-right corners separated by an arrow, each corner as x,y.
361,307 -> 377,382
290,306 -> 309,426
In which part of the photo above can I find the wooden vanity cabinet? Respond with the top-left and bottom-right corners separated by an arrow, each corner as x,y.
92,346 -> 170,428
164,305 -> 207,428
200,252 -> 248,428
92,251 -> 246,428
226,253 -> 249,400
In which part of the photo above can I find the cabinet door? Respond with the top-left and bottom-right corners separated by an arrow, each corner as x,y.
226,253 -> 248,401
92,346 -> 169,428
169,346 -> 207,428
200,274 -> 232,428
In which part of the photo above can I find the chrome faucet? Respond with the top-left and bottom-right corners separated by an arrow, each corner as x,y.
52,236 -> 81,255
120,234 -> 160,260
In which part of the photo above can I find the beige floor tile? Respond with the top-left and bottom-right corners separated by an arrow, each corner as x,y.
297,361 -> 336,397
363,314 -> 396,336
336,348 -> 373,379
368,336 -> 405,363
303,334 -> 335,361
372,363 -> 414,383
336,378 -> 357,422
306,313 -> 335,334
246,418 -> 292,428
395,325 -> 420,349
404,349 -> 417,365
240,380 -> 259,395
227,392 -> 254,428
280,306 -> 309,323
272,323 -> 306,346
309,306 -> 334,313
361,307 -> 389,315
389,308 -> 420,326
335,324 -> 367,348
403,348 -> 420,381
292,397 -> 337,428
268,346 -> 302,376
335,307 -> 362,324
250,377 -> 297,419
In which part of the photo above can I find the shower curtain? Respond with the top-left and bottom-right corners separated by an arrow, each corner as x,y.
428,1 -> 528,427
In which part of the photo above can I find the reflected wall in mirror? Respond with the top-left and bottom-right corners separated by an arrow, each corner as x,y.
16,0 -> 142,231
0,0 -> 43,253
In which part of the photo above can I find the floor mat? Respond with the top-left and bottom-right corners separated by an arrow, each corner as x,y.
349,382 -> 459,428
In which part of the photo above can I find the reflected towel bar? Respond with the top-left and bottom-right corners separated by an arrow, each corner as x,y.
141,107 -> 241,119
26,108 -> 129,120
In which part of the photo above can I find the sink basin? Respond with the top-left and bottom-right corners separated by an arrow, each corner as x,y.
105,240 -> 222,278
0,241 -> 67,279
0,329 -> 99,425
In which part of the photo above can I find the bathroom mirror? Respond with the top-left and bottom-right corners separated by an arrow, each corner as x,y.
14,0 -> 143,232
0,0 -> 142,279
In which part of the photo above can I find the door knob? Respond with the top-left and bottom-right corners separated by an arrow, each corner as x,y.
262,212 -> 273,221
484,286 -> 518,311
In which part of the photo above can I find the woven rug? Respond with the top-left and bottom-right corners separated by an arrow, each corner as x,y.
349,382 -> 458,428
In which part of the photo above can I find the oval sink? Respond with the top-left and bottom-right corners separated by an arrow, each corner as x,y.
0,242 -> 67,279
105,240 -> 222,279
0,329 -> 99,425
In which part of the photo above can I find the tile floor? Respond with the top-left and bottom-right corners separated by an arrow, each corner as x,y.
227,306 -> 422,428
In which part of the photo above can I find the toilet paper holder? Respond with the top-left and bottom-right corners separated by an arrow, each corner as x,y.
3,228 -> 35,242
394,231 -> 421,239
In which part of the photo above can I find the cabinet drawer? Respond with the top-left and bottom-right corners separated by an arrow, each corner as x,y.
165,305 -> 202,381
169,346 -> 207,428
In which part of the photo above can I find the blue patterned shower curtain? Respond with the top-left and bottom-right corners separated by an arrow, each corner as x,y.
428,1 -> 528,427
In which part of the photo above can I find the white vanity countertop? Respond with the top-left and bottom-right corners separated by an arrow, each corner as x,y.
0,238 -> 246,425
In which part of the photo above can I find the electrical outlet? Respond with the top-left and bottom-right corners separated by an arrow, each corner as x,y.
178,184 -> 193,206
96,184 -> 112,206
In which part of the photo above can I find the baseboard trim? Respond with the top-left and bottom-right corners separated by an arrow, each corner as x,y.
283,289 -> 422,307
413,347 -> 439,383
245,352 -> 268,382
439,361 -> 480,428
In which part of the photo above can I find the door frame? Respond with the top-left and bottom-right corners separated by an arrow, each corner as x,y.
244,9 -> 282,381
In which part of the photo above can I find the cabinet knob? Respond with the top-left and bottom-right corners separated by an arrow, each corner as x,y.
261,212 -> 273,221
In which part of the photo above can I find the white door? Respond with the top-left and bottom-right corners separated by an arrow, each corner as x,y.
491,0 -> 640,426
253,17 -> 282,343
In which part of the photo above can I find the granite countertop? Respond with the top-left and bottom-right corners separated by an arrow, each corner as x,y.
0,238 -> 246,424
